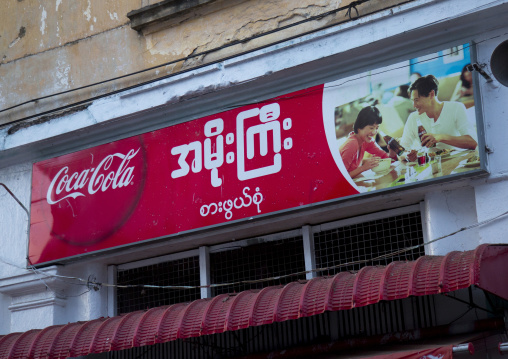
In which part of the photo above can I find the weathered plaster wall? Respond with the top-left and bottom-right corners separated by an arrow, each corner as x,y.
0,162 -> 32,278
1,0 -> 133,62
0,0 -> 405,125
0,162 -> 40,333
422,187 -> 479,255
470,30 -> 508,247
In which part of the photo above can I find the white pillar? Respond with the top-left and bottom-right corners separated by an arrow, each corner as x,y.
474,180 -> 508,246
107,265 -> 117,317
421,186 -> 479,255
199,246 -> 211,298
302,225 -> 317,279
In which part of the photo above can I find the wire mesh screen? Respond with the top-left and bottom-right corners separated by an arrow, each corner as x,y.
210,236 -> 305,296
314,211 -> 425,276
117,256 -> 201,315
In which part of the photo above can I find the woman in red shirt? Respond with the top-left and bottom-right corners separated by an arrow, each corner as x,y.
339,106 -> 394,178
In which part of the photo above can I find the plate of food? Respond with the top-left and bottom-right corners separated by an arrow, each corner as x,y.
371,158 -> 392,173
432,148 -> 453,158
463,155 -> 480,168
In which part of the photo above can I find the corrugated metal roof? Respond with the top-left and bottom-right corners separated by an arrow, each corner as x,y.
1,244 -> 507,359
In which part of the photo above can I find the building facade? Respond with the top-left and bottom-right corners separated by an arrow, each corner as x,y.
1,0 -> 508,358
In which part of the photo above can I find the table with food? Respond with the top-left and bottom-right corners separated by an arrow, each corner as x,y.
352,148 -> 481,192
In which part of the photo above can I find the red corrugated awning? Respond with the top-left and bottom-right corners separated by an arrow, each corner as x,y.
1,244 -> 508,359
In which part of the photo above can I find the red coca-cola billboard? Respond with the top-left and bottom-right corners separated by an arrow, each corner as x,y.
29,46 -> 483,265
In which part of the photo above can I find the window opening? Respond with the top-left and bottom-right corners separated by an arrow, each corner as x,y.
210,235 -> 305,296
314,211 -> 424,275
116,256 -> 200,314
115,209 -> 423,313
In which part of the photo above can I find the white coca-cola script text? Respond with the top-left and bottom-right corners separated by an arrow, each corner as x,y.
46,148 -> 140,205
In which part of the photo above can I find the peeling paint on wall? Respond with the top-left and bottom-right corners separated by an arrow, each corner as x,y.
8,27 -> 25,48
0,0 -> 427,126
56,23 -> 61,45
6,104 -> 90,135
0,83 -> 4,107
8,38 -> 19,49
83,0 -> 92,22
55,58 -> 71,88
40,7 -> 47,35
145,37 -> 180,57
108,11 -> 119,21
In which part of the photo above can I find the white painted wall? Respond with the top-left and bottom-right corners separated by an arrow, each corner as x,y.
422,186 -> 480,255
0,294 -> 9,334
1,0 -> 508,335
471,30 -> 508,246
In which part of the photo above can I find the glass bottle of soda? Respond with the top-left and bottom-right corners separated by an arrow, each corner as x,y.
380,131 -> 405,156
417,119 -> 435,147
417,119 -> 427,142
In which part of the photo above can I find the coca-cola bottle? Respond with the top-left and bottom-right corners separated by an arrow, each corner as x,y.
416,119 -> 435,147
380,131 -> 405,156
417,118 -> 428,142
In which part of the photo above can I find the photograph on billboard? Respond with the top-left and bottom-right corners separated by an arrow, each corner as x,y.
322,44 -> 480,194
29,44 -> 483,265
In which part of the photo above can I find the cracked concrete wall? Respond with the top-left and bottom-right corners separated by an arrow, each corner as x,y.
0,0 -> 406,125
422,187 -> 479,256
1,0 -> 132,62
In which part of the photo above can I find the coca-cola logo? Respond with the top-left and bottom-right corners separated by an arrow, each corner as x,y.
46,148 -> 139,204
41,140 -> 147,247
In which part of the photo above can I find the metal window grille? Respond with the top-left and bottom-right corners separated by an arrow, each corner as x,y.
210,235 -> 305,296
314,211 -> 424,276
116,256 -> 200,314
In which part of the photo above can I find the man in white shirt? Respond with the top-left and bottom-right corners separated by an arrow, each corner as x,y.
399,75 -> 477,161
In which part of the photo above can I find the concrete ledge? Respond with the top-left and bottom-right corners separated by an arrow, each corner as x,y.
9,297 -> 67,312
0,266 -> 69,297
127,0 -> 219,32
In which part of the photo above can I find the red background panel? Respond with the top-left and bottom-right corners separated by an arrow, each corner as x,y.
29,86 -> 358,265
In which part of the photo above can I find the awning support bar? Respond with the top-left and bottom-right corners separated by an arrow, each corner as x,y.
442,290 -> 498,316
453,343 -> 474,355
